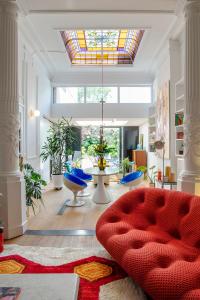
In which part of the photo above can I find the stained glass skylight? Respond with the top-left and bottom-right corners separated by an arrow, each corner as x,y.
60,29 -> 144,66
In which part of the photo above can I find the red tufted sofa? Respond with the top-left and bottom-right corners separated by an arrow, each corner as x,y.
96,188 -> 200,300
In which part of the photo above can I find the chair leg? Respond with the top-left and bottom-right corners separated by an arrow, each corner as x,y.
77,188 -> 90,197
65,191 -> 85,207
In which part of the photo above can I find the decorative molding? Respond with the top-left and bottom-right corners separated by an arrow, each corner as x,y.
0,1 -> 18,18
0,113 -> 19,174
18,17 -> 56,78
28,9 -> 175,15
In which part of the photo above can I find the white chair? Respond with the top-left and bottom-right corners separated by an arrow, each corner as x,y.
63,173 -> 87,207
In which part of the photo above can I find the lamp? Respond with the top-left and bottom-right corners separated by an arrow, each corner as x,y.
154,139 -> 165,188
30,109 -> 40,118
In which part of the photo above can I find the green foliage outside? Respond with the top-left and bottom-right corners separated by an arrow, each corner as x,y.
81,127 -> 119,159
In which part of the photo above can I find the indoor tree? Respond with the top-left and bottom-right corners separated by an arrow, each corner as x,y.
40,117 -> 75,189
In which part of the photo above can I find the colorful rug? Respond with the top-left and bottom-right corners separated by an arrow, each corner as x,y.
0,245 -> 147,300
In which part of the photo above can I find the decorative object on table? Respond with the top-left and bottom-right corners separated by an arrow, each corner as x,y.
120,171 -> 144,191
156,80 -> 170,158
41,117 -> 76,190
94,143 -> 108,171
0,287 -> 21,300
169,172 -> 176,182
63,173 -> 87,207
154,139 -> 165,188
96,187 -> 200,300
23,164 -> 47,216
147,165 -> 157,187
71,167 -> 92,197
165,165 -> 171,177
157,170 -> 162,181
0,226 -> 3,253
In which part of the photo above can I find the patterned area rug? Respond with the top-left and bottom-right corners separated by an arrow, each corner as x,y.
0,245 -> 147,300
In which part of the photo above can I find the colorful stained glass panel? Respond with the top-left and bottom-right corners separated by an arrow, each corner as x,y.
61,29 -> 144,66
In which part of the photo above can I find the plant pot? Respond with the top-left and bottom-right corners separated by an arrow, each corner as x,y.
52,174 -> 63,190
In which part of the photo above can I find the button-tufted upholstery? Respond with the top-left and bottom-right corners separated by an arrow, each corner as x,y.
96,188 -> 200,299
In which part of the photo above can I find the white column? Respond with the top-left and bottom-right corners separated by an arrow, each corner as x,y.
169,39 -> 181,172
0,0 -> 27,239
178,0 -> 200,194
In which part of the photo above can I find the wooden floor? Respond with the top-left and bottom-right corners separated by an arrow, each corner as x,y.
6,180 -> 148,248
27,181 -> 131,231
6,235 -> 101,248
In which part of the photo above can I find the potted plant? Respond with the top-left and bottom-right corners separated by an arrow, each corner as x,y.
41,117 -> 75,190
23,163 -> 47,215
137,166 -> 148,179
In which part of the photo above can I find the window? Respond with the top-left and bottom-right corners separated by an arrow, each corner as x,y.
86,87 -> 117,103
120,86 -> 151,103
54,87 -> 84,103
54,86 -> 152,103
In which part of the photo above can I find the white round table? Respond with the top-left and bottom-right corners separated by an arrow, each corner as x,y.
85,167 -> 119,204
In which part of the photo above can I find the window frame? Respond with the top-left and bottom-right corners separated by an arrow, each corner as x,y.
53,84 -> 152,104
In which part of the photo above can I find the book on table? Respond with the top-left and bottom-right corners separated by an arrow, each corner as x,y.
0,287 -> 21,300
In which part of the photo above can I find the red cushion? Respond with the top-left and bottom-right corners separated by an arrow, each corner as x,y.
96,188 -> 200,299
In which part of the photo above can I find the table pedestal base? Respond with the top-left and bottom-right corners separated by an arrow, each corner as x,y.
92,176 -> 111,204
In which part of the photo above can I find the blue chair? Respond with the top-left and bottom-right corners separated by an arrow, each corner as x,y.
120,171 -> 144,191
71,167 -> 92,197
63,173 -> 87,207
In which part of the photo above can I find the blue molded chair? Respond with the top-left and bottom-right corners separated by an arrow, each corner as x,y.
120,171 -> 144,191
71,168 -> 92,197
63,173 -> 87,207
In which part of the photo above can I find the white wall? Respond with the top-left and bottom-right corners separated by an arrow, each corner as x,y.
18,33 -> 51,180
149,52 -> 171,172
52,103 -> 152,119
139,122 -> 149,151
52,71 -> 154,86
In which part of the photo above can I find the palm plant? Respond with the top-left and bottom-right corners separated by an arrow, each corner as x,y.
41,117 -> 75,175
24,164 -> 47,215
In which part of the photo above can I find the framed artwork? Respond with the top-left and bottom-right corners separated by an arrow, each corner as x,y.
156,81 -> 170,159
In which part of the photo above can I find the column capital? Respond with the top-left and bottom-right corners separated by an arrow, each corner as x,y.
184,0 -> 200,17
0,0 -> 18,17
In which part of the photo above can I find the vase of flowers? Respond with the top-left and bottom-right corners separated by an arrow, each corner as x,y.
98,156 -> 107,171
94,141 -> 113,171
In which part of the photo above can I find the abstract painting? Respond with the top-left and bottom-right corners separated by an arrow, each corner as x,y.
156,81 -> 170,158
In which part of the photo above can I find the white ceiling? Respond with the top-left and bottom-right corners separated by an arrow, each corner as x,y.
18,0 -> 178,77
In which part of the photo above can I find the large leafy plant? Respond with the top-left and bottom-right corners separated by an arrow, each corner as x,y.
24,164 -> 47,215
41,118 -> 75,175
